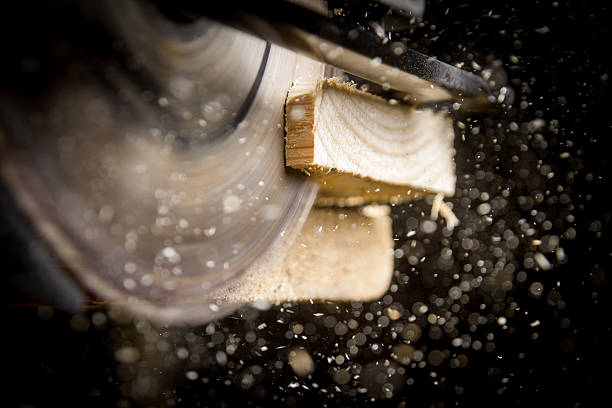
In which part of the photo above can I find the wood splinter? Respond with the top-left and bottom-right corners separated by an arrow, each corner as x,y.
285,78 -> 457,206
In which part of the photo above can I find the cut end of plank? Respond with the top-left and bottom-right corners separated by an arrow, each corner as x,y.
285,78 -> 456,203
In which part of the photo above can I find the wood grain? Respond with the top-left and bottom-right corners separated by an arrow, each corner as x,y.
285,78 -> 456,204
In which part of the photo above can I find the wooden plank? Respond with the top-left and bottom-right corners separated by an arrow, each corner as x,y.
285,78 -> 456,205
213,205 -> 393,303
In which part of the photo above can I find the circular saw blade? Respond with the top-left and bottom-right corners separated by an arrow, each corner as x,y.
0,0 -> 323,324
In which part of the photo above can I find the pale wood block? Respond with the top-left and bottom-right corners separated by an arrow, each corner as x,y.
285,78 -> 456,205
213,205 -> 393,303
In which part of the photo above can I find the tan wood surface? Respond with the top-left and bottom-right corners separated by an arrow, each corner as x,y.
212,205 -> 393,303
285,78 -> 456,205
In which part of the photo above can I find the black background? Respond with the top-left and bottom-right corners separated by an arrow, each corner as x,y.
4,1 -> 610,407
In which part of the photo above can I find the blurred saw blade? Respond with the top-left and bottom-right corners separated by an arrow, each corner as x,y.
0,0 -> 323,323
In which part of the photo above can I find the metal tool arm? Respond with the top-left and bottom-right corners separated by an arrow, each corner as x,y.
160,0 -> 492,104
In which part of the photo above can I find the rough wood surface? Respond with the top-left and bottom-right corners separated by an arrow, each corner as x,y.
285,78 -> 456,204
213,205 -> 393,303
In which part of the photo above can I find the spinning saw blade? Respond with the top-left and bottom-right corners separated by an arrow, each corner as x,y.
1,0 -> 323,323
